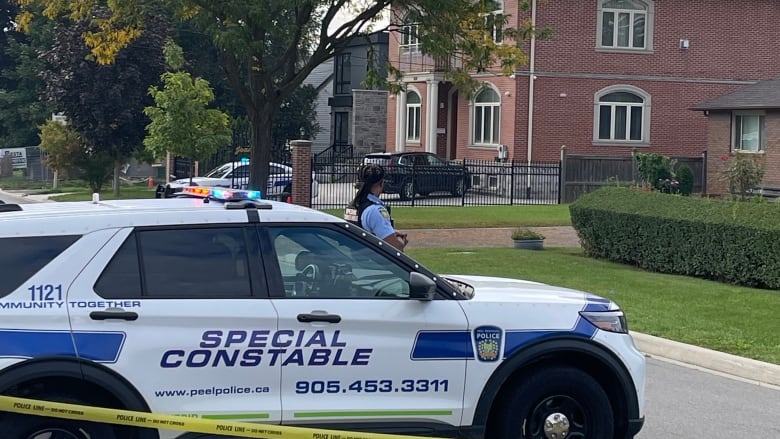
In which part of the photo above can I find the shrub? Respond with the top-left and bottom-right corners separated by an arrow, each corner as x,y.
676,164 -> 694,196
569,186 -> 780,289
635,152 -> 675,191
723,153 -> 765,201
511,228 -> 545,240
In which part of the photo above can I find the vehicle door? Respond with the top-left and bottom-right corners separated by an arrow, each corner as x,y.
224,165 -> 250,189
425,154 -> 455,194
261,224 -> 469,428
412,154 -> 433,195
67,223 -> 282,424
267,164 -> 292,199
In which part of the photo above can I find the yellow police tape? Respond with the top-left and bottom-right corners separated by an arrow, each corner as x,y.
0,395 -> 445,439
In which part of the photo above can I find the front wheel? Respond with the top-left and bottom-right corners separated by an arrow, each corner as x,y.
400,181 -> 416,201
490,366 -> 614,439
451,178 -> 465,197
0,393 -> 153,439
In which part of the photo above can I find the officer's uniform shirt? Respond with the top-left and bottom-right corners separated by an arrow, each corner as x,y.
360,194 -> 395,239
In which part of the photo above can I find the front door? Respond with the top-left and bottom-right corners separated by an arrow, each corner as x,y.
261,224 -> 469,430
67,224 -> 282,429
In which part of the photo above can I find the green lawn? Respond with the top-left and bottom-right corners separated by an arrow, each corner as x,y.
322,204 -> 572,228
406,247 -> 780,365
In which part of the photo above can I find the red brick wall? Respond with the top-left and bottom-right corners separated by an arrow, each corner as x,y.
387,0 -> 780,165
290,140 -> 312,207
764,113 -> 780,188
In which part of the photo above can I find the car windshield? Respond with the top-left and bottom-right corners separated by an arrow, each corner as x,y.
204,163 -> 234,178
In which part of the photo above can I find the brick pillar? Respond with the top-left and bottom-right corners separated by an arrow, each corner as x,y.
290,140 -> 312,207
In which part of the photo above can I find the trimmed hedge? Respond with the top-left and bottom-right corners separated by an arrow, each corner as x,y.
569,187 -> 780,289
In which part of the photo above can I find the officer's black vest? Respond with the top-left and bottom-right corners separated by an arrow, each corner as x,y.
344,198 -> 392,228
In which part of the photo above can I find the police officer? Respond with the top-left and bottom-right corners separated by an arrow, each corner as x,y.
345,163 -> 408,251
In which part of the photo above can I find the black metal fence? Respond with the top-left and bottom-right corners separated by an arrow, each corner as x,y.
311,158 -> 562,209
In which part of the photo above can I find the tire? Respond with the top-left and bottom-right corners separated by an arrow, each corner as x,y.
1,393 -> 144,439
490,366 -> 614,439
400,181 -> 416,201
451,178 -> 465,197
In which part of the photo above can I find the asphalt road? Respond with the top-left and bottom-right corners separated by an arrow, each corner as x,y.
2,191 -> 778,438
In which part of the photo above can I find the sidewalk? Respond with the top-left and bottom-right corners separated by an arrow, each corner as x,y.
402,226 -> 780,388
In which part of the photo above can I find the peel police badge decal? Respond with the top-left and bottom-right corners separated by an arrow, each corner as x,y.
474,326 -> 502,362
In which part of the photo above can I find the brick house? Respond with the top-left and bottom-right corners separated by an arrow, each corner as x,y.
385,0 -> 780,179
692,76 -> 780,196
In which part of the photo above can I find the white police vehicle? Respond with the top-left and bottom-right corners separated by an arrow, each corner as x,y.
164,161 -> 319,199
0,188 -> 645,439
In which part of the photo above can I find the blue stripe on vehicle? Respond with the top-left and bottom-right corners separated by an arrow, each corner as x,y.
411,331 -> 474,360
0,329 -> 125,363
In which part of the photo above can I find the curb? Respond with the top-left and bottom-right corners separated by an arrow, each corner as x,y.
632,332 -> 780,387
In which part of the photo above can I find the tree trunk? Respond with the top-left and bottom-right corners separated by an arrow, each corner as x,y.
52,170 -> 59,190
248,109 -> 273,195
113,160 -> 121,197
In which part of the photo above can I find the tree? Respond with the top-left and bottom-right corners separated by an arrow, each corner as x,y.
0,1 -> 53,148
38,119 -> 80,188
40,7 -> 167,195
274,84 -> 320,152
144,45 -> 232,183
15,0 -> 533,193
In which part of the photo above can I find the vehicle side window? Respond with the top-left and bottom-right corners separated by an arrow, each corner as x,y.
267,226 -> 410,299
270,165 -> 288,175
413,155 -> 427,166
0,235 -> 80,297
399,156 -> 412,166
233,165 -> 250,178
427,155 -> 446,166
95,227 -> 257,298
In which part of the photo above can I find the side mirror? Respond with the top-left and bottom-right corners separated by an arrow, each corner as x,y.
409,272 -> 436,301
169,174 -> 177,180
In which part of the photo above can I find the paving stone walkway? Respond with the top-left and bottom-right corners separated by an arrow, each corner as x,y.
401,226 -> 581,249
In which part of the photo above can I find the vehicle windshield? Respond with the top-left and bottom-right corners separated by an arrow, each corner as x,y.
204,163 -> 234,178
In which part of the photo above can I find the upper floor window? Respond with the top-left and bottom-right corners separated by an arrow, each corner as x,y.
484,0 -> 504,43
732,112 -> 765,152
334,53 -> 351,95
406,91 -> 421,142
598,0 -> 653,50
473,87 -> 501,146
595,86 -> 650,143
400,13 -> 420,52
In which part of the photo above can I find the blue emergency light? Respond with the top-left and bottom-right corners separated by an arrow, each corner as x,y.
181,186 -> 262,201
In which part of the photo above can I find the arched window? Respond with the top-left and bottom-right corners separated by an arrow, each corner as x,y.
595,87 -> 650,142
473,87 -> 501,145
406,91 -> 421,142
598,0 -> 654,50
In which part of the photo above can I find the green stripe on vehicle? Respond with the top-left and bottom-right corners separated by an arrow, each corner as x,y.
201,413 -> 270,420
294,410 -> 453,418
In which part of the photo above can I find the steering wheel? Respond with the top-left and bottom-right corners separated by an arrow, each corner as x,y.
296,263 -> 320,296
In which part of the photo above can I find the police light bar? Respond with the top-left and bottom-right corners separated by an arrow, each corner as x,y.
181,186 -> 262,201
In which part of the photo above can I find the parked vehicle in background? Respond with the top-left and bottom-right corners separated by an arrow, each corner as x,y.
362,152 -> 470,200
163,161 -> 318,199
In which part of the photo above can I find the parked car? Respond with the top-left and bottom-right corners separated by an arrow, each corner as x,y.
362,152 -> 470,200
163,161 -> 318,199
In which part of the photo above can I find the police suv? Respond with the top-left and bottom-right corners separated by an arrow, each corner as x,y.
0,188 -> 645,439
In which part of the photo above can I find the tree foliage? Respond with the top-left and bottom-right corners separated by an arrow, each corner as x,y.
16,0 -> 537,192
0,1 -> 53,148
144,70 -> 232,170
40,6 -> 167,194
38,119 -> 79,173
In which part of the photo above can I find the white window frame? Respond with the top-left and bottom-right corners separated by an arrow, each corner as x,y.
731,111 -> 765,153
597,0 -> 654,51
593,85 -> 651,145
400,16 -> 420,53
483,0 -> 504,43
472,85 -> 501,146
405,90 -> 422,143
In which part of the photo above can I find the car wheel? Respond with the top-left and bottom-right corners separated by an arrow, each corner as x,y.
0,393 -> 148,439
400,181 -> 416,201
489,366 -> 614,439
451,178 -> 465,197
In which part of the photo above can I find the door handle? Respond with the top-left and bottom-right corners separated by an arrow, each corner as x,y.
90,310 -> 139,321
297,313 -> 341,324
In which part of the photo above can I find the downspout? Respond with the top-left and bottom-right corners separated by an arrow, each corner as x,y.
525,0 -> 537,198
